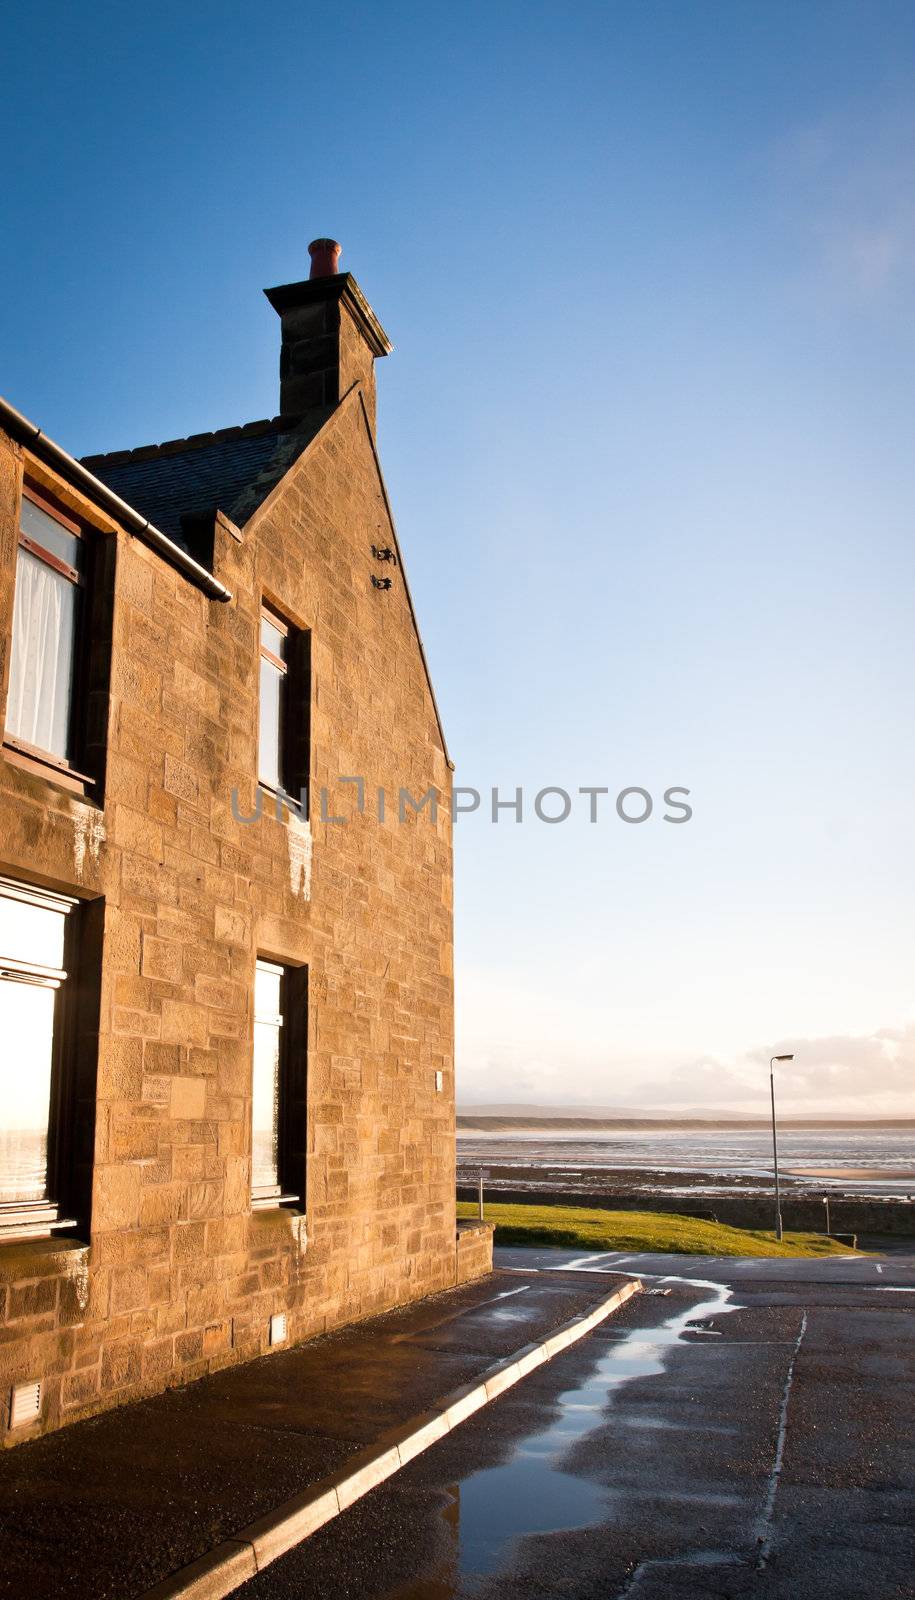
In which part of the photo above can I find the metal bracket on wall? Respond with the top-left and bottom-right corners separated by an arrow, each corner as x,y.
371,544 -> 398,565
371,575 -> 393,590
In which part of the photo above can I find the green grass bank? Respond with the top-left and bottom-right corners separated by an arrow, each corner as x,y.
457,1199 -> 861,1257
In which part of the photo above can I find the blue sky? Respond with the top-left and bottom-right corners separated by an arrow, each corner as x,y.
3,0 -> 915,1112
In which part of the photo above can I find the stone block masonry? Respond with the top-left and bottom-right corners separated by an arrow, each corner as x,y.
0,255 -> 489,1444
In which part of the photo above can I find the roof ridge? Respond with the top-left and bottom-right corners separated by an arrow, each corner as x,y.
80,413 -> 306,468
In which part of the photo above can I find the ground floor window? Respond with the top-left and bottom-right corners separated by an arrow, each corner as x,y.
0,877 -> 78,1231
251,958 -> 307,1209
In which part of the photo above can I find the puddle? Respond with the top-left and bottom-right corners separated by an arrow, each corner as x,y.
390,1286 -> 532,1345
385,1276 -> 739,1597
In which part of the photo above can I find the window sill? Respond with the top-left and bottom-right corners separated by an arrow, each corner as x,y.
0,1231 -> 86,1279
0,1202 -> 78,1245
2,737 -> 98,802
248,1205 -> 307,1251
251,1192 -> 301,1212
257,783 -> 306,820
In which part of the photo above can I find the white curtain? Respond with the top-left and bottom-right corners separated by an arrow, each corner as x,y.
6,550 -> 75,760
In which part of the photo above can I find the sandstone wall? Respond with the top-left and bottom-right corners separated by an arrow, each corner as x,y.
0,387 -> 490,1447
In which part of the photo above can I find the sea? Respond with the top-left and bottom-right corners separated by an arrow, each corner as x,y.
456,1126 -> 915,1198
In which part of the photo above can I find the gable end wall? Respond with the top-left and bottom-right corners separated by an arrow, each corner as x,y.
0,393 -> 476,1448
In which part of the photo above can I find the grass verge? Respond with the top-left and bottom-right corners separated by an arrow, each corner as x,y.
457,1199 -> 861,1257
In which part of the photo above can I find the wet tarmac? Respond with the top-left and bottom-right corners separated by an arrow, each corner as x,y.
236,1246 -> 915,1600
395,1278 -> 736,1580
0,1267 -> 631,1600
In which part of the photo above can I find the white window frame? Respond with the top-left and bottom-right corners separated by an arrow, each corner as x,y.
251,958 -> 300,1209
0,876 -> 79,1238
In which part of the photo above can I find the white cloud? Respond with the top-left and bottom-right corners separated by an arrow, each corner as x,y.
458,992 -> 915,1115
768,103 -> 915,302
630,1025 -> 912,1115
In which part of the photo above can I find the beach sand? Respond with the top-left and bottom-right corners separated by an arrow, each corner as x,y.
783,1166 -> 914,1181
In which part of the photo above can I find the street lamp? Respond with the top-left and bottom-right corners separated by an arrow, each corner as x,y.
770,1053 -> 794,1241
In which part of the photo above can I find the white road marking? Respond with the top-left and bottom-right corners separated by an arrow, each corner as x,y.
756,1309 -> 808,1568
563,1251 -> 624,1270
875,1263 -> 884,1274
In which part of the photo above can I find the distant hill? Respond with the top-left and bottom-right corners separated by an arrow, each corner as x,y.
457,1113 -> 915,1132
458,1102 -> 669,1119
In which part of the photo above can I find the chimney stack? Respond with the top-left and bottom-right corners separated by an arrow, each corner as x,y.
265,239 -> 392,431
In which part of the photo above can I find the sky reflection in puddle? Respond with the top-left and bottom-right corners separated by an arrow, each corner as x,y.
387,1276 -> 738,1596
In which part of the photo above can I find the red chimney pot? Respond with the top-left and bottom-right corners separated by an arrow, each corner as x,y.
308,238 -> 342,279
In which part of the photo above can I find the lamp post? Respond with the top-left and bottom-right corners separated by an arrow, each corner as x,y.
769,1053 -> 794,1241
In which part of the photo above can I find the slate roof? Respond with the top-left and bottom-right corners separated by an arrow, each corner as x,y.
76,390 -> 454,766
81,410 -> 331,552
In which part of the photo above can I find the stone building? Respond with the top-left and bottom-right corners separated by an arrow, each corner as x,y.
0,240 -> 491,1445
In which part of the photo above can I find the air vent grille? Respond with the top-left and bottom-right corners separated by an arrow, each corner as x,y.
10,1380 -> 42,1429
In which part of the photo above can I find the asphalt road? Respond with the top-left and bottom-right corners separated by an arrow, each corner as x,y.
236,1245 -> 915,1600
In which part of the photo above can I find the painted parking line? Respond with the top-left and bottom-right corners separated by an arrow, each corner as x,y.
563,1251 -> 630,1271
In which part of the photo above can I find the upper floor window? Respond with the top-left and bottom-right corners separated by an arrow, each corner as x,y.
7,489 -> 85,766
0,878 -> 76,1232
3,484 -> 115,799
258,608 -> 288,793
258,603 -> 311,807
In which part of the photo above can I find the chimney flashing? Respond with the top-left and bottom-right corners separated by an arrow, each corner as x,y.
264,273 -> 393,359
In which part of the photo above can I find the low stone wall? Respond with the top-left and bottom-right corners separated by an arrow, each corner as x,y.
455,1220 -> 495,1284
457,1186 -> 915,1238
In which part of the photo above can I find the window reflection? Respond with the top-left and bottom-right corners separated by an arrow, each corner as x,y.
252,960 -> 283,1197
258,605 -> 289,794
0,892 -> 66,969
0,880 -> 73,1213
260,616 -> 286,658
0,981 -> 55,1202
258,655 -> 283,791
